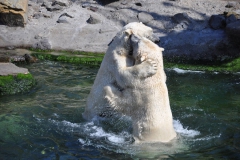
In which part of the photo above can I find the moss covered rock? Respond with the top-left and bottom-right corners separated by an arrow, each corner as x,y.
0,63 -> 35,96
32,51 -> 104,66
164,56 -> 240,73
0,73 -> 35,96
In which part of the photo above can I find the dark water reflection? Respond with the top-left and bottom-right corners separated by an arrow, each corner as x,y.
0,61 -> 239,159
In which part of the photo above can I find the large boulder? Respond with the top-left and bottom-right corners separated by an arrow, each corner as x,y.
0,0 -> 29,27
209,15 -> 226,30
226,20 -> 240,48
137,12 -> 154,24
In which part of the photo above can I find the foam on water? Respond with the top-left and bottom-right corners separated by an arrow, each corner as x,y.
173,120 -> 200,137
33,116 -> 219,158
172,68 -> 204,74
38,115 -> 202,143
194,133 -> 221,141
89,125 -> 125,143
47,118 -> 127,144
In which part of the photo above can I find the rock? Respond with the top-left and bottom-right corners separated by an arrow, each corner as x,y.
32,38 -> 52,50
121,1 -> 127,5
111,9 -> 139,26
6,46 -> 15,50
0,0 -> 239,64
135,2 -> 142,7
11,56 -> 26,62
225,2 -> 237,8
41,1 -> 51,8
98,0 -> 119,5
0,0 -> 29,27
0,63 -> 29,76
137,12 -> 154,24
57,16 -> 69,23
46,5 -> 63,11
226,20 -> 240,48
57,12 -> 73,23
82,2 -> 91,8
0,63 -> 35,96
0,57 -> 10,62
87,15 -> 100,24
89,6 -> 98,12
37,0 -> 44,4
52,0 -> 70,7
171,13 -> 193,30
42,0 -> 66,11
224,11 -> 240,19
23,54 -> 37,63
174,22 -> 189,30
59,12 -> 73,18
226,14 -> 237,24
172,13 -> 191,24
43,13 -> 51,18
33,13 -> 44,19
209,15 -> 226,29
0,49 -> 37,63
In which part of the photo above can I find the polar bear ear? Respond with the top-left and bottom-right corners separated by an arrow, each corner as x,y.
124,29 -> 133,36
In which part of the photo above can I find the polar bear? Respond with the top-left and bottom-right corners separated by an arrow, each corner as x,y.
104,35 -> 176,143
82,22 -> 160,120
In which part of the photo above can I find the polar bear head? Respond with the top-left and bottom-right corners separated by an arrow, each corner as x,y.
123,22 -> 160,43
107,22 -> 160,56
130,35 -> 164,66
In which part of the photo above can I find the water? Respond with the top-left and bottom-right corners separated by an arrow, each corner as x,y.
0,61 -> 240,159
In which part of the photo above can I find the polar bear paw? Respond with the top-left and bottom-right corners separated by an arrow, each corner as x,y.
104,86 -> 117,107
139,58 -> 158,78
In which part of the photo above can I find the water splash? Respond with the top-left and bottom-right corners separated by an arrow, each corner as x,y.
171,68 -> 204,74
173,119 -> 200,137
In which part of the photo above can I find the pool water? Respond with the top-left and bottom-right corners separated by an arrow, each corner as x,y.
0,61 -> 239,159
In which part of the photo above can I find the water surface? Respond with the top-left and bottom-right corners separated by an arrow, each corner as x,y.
0,61 -> 239,159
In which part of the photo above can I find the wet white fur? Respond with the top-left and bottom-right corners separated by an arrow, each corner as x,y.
82,22 -> 158,120
104,37 -> 176,143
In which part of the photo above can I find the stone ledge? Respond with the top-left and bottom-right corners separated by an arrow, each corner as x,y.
0,63 -> 29,75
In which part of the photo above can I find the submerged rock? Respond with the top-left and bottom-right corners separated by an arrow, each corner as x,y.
0,0 -> 29,27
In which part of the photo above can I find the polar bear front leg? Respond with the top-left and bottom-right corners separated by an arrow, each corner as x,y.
133,58 -> 158,79
104,84 -> 131,115
116,58 -> 158,88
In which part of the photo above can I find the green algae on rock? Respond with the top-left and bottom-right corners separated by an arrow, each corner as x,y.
164,56 -> 240,73
30,49 -> 240,73
0,73 -> 35,96
32,51 -> 104,66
